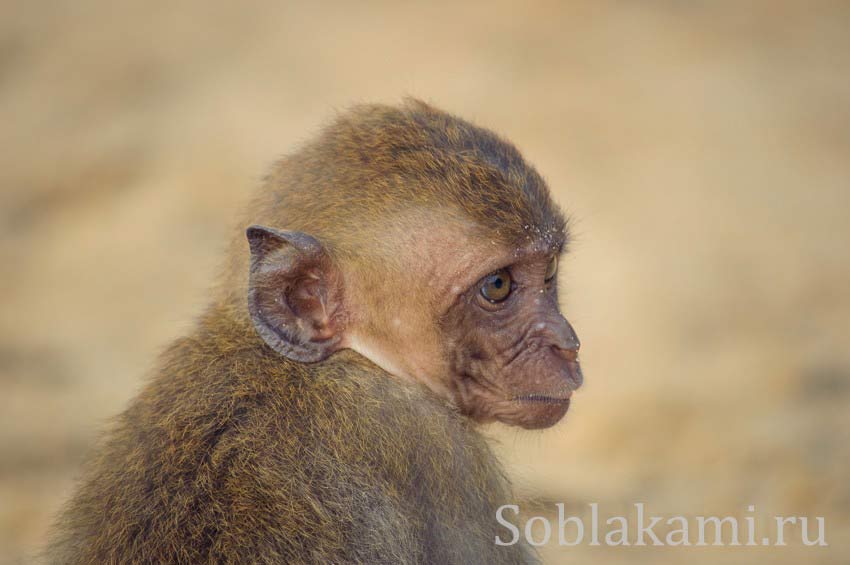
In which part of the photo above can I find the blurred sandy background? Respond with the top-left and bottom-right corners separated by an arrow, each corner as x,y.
1,1 -> 849,563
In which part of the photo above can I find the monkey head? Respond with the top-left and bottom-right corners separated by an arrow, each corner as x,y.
243,100 -> 582,430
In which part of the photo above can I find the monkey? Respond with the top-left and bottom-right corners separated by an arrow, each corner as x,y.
45,99 -> 583,564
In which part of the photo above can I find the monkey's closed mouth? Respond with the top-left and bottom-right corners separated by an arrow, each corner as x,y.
512,394 -> 571,405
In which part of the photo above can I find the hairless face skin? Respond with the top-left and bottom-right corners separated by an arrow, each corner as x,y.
441,242 -> 582,429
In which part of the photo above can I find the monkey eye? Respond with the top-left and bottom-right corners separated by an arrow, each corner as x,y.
480,269 -> 513,303
544,255 -> 558,282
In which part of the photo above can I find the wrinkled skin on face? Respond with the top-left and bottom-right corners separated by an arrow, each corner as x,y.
441,249 -> 582,430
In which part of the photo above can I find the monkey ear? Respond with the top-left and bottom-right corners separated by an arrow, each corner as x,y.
246,225 -> 345,363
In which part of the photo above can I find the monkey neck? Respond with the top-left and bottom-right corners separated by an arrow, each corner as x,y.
186,297 -> 393,387
206,280 -> 453,402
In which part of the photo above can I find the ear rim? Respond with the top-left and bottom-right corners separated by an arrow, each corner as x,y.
245,224 -> 344,363
246,225 -> 324,265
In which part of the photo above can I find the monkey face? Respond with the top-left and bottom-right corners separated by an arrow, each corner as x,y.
246,221 -> 580,431
441,251 -> 582,430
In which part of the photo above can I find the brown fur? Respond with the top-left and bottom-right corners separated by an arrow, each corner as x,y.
46,308 -> 531,563
45,99 -> 574,563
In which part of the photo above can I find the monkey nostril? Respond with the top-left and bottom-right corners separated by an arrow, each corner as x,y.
552,344 -> 579,363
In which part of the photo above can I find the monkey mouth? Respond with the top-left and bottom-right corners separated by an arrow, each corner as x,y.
512,394 -> 572,405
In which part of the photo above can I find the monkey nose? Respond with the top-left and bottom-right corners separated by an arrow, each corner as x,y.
551,318 -> 580,355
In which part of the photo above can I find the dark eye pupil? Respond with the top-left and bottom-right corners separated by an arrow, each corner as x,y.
493,277 -> 503,289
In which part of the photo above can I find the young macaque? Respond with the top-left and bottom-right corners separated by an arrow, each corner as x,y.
46,99 -> 582,564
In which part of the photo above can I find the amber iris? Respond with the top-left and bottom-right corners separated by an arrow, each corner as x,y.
480,269 -> 512,302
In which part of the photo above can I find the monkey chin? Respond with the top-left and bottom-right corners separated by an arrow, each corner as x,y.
499,395 -> 572,430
